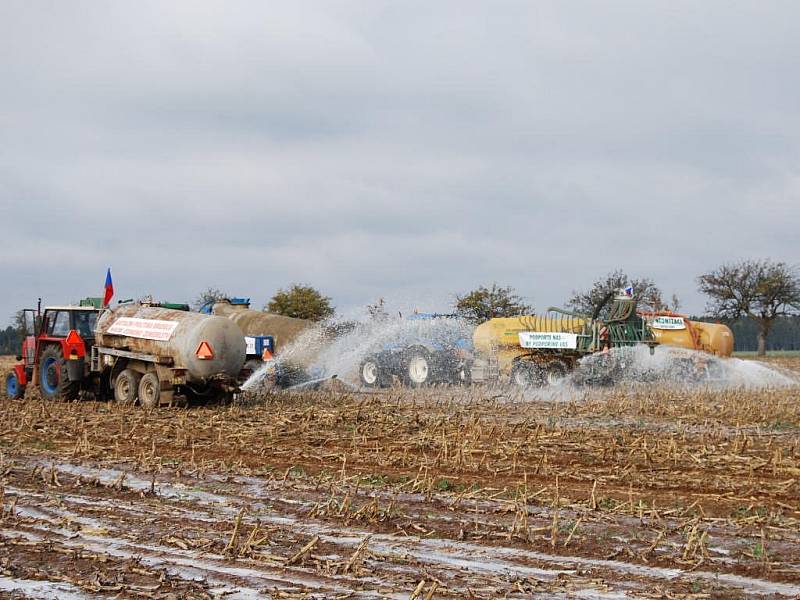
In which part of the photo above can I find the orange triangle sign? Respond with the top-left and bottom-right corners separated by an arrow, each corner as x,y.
66,330 -> 82,345
196,341 -> 214,360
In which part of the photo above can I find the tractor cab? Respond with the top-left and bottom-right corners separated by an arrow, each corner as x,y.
5,300 -> 103,401
40,306 -> 99,341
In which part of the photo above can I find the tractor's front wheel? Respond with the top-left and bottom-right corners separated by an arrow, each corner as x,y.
360,358 -> 384,388
5,371 -> 25,400
38,346 -> 79,401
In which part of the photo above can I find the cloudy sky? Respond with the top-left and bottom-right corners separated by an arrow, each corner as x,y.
1,1 -> 798,323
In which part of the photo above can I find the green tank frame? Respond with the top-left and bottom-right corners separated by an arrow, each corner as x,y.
544,293 -> 657,354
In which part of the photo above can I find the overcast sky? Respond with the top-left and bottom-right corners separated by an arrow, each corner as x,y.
1,1 -> 798,323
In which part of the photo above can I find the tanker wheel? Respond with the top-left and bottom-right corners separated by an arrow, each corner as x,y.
544,360 -> 569,386
5,371 -> 25,400
114,369 -> 140,406
510,361 -> 543,388
38,345 -> 79,401
138,373 -> 161,409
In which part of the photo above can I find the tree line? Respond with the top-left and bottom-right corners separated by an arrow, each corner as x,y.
724,316 -> 800,352
0,326 -> 21,356
3,260 -> 798,356
188,260 -> 800,356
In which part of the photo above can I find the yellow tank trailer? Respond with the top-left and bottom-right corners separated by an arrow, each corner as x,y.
471,295 -> 658,386
472,315 -> 591,384
642,313 -> 733,357
471,308 -> 734,387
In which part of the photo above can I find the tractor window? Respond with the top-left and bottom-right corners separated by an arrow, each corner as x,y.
49,311 -> 70,337
72,311 -> 97,338
23,311 -> 37,337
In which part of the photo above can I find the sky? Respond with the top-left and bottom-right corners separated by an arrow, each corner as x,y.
1,1 -> 798,323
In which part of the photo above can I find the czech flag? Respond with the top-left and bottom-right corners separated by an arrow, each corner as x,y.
623,285 -> 634,298
103,268 -> 114,307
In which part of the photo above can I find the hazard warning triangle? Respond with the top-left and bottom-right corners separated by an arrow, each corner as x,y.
195,341 -> 214,360
65,330 -> 83,345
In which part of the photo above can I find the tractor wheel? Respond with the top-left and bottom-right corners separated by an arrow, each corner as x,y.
114,369 -> 141,406
5,371 -> 25,400
404,349 -> 432,387
138,373 -> 161,409
359,358 -> 383,388
38,345 -> 80,401
544,360 -> 569,386
510,361 -> 543,388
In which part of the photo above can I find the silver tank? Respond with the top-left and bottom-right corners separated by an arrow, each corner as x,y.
96,304 -> 246,381
210,301 -> 312,353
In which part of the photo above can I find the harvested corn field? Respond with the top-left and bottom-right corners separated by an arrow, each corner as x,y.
1,356 -> 799,598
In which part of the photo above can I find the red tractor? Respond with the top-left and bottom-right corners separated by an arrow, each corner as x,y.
5,300 -> 101,401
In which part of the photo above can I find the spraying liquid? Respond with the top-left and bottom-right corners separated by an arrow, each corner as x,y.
566,345 -> 798,390
242,316 -> 798,393
242,314 -> 474,391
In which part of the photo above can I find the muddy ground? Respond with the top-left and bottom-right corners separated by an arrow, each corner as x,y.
1,356 -> 799,599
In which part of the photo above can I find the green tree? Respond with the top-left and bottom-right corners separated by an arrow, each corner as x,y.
698,259 -> 800,356
193,287 -> 229,311
12,310 -> 26,335
455,284 -> 532,324
266,284 -> 335,322
0,312 -> 26,355
568,270 -> 667,317
0,326 -> 20,355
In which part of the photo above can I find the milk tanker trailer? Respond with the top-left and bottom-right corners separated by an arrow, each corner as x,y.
202,298 -> 311,353
201,298 -> 316,384
94,303 -> 245,406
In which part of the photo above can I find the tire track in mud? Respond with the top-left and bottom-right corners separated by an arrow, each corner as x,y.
2,457 -> 799,599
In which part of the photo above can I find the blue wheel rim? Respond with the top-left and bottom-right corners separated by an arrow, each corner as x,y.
6,374 -> 17,397
40,356 -> 59,394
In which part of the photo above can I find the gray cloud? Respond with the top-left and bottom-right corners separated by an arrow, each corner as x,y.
1,1 -> 799,322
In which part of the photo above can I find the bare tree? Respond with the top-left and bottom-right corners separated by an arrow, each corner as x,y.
193,287 -> 229,311
568,270 -> 665,317
669,293 -> 682,313
366,298 -> 389,321
698,259 -> 800,356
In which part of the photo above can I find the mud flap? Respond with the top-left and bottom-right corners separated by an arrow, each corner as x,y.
67,356 -> 85,382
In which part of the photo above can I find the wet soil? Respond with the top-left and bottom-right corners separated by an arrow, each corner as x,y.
0,356 -> 799,598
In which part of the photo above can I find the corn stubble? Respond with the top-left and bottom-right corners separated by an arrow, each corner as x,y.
0,356 -> 799,598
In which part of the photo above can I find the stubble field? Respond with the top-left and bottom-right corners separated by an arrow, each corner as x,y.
0,355 -> 799,599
